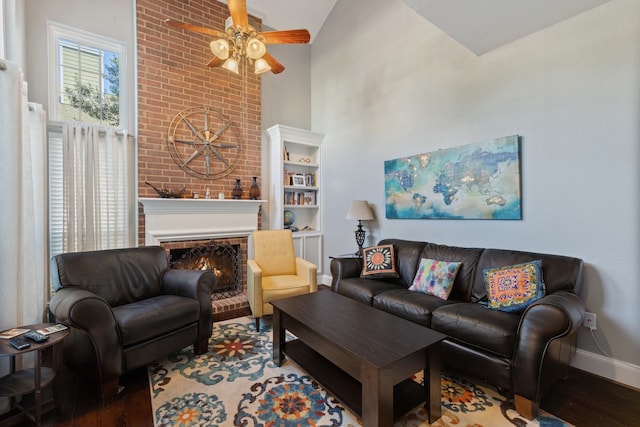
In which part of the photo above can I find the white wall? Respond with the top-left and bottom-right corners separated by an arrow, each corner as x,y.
311,0 -> 640,386
261,42 -> 311,228
262,43 -> 311,131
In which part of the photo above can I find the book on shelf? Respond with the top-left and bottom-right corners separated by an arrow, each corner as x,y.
285,170 -> 298,186
304,173 -> 316,187
303,191 -> 316,205
285,190 -> 317,206
0,328 -> 29,339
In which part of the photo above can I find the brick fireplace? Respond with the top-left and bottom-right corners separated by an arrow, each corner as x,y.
136,0 -> 264,318
139,198 -> 263,315
136,0 -> 262,203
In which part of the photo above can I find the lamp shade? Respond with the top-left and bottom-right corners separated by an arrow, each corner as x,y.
210,39 -> 230,60
254,58 -> 271,74
222,57 -> 239,74
346,200 -> 374,221
246,37 -> 266,59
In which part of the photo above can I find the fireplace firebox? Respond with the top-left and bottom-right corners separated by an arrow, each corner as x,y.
167,240 -> 244,300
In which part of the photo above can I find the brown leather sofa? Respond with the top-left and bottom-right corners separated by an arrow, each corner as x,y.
330,239 -> 585,420
49,246 -> 215,399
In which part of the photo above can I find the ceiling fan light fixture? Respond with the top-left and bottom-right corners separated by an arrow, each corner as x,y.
254,58 -> 271,74
222,57 -> 240,74
246,37 -> 266,59
210,39 -> 230,60
224,16 -> 235,33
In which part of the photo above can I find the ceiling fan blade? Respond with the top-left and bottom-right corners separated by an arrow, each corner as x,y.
262,52 -> 285,74
164,19 -> 221,38
206,57 -> 223,67
260,29 -> 311,45
228,0 -> 249,28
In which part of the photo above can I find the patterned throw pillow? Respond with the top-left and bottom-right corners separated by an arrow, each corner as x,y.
483,260 -> 545,312
361,244 -> 399,278
409,258 -> 461,300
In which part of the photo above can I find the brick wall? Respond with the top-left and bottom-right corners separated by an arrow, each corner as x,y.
136,0 -> 262,243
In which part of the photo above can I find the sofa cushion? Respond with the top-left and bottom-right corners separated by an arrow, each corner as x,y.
373,289 -> 456,327
419,243 -> 483,302
431,303 -> 521,359
409,258 -> 461,300
335,277 -> 404,306
113,295 -> 200,346
361,244 -> 399,279
483,260 -> 545,312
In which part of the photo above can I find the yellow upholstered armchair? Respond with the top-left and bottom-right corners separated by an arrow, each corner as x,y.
247,229 -> 317,330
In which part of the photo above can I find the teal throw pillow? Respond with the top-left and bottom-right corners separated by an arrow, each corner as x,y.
409,258 -> 461,300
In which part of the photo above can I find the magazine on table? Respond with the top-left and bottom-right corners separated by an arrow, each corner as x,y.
0,328 -> 29,339
36,324 -> 69,336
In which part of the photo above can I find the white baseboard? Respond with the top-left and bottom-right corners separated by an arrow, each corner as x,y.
571,348 -> 640,390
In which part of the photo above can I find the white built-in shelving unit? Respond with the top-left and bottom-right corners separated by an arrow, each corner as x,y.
266,124 -> 324,275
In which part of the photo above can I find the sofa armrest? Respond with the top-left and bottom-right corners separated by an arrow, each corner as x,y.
330,257 -> 362,292
247,259 -> 263,317
513,291 -> 585,400
296,257 -> 318,292
162,269 -> 215,340
49,287 -> 122,384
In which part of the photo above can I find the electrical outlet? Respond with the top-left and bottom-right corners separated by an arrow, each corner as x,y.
584,312 -> 597,330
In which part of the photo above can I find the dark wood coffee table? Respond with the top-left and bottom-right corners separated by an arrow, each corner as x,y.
271,291 -> 446,426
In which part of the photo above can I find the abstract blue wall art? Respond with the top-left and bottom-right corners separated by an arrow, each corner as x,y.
384,135 -> 522,220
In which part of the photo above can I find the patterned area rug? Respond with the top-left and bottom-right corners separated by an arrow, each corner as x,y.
148,316 -> 572,427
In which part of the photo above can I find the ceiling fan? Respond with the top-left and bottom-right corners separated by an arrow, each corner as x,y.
165,0 -> 310,75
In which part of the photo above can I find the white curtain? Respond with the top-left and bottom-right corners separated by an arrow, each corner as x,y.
61,122 -> 132,252
0,59 -> 47,330
0,60 -> 47,415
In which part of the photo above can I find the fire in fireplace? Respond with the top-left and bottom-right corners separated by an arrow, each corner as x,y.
169,242 -> 242,300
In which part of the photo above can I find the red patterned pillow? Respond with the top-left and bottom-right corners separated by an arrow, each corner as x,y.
483,260 -> 545,312
361,244 -> 400,279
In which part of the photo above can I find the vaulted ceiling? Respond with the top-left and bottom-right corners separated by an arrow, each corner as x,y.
236,0 -> 611,55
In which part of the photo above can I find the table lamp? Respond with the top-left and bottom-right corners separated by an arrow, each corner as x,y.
346,200 -> 374,255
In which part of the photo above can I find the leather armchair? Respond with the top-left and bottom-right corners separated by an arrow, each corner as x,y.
247,230 -> 317,331
49,246 -> 215,400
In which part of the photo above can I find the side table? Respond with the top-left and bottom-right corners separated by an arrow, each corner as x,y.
0,323 -> 69,426
329,253 -> 362,259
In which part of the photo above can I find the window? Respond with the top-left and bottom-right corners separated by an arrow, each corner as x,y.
47,23 -> 134,257
48,22 -> 127,128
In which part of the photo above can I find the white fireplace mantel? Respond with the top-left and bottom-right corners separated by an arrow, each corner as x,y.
139,198 -> 266,245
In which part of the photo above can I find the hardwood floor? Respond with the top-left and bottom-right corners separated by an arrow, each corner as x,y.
34,312 -> 639,427
541,367 -> 640,427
